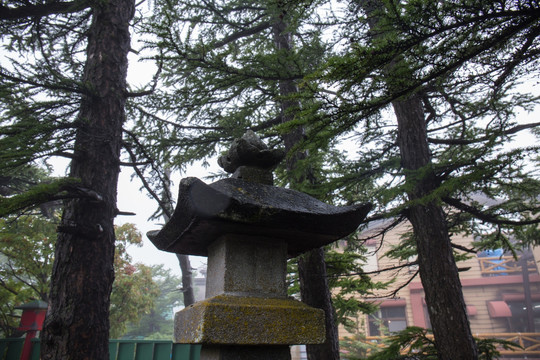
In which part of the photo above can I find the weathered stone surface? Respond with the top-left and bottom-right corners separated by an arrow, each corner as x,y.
205,236 -> 288,298
174,294 -> 325,345
147,177 -> 371,257
217,130 -> 285,174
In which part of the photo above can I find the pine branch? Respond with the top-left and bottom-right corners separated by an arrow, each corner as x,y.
443,196 -> 540,226
0,178 -> 110,217
358,216 -> 406,242
493,24 -> 540,91
122,129 -> 178,218
126,53 -> 163,98
361,261 -> 417,276
390,5 -> 540,59
123,145 -> 173,219
451,242 -> 476,254
0,0 -> 90,20
428,122 -> 540,145
345,10 -> 540,121
132,105 -> 224,131
0,69 -> 87,95
361,269 -> 419,300
211,21 -> 272,49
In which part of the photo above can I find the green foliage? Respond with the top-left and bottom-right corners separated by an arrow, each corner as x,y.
132,0 -> 388,333
325,248 -> 387,331
0,215 -> 56,337
110,263 -> 158,339
122,265 -> 184,340
0,177 -> 81,217
359,326 -> 521,360
340,333 -> 384,360
134,0 -> 539,338
366,326 -> 438,360
302,0 -> 540,262
0,217 -> 160,339
110,223 -> 160,338
0,4 -> 90,172
2,0 -> 538,352
513,223 -> 540,248
126,0 -> 332,197
0,165 -> 50,196
476,337 -> 523,360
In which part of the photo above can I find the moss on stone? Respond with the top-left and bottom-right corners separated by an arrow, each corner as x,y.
174,294 -> 325,345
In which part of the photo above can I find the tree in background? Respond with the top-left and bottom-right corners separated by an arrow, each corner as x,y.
109,223 -> 159,339
123,265 -> 184,340
0,218 -> 158,339
0,215 -> 55,337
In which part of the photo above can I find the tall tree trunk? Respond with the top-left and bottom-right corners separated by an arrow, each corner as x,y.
162,168 -> 196,307
298,248 -> 340,360
357,2 -> 479,357
393,96 -> 478,360
41,0 -> 134,358
272,14 -> 340,360
177,254 -> 195,306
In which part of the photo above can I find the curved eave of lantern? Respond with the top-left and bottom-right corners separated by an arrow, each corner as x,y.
148,177 -> 371,258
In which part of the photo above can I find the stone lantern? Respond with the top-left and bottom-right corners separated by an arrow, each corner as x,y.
148,131 -> 370,359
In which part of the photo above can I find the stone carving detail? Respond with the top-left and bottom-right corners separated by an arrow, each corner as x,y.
218,130 -> 285,185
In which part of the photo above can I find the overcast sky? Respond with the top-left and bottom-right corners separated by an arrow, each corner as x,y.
116,161 -> 217,275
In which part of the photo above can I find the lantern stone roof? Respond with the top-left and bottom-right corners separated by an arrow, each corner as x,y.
147,176 -> 371,258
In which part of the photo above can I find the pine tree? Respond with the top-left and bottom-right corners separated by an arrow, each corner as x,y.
1,0 -> 135,357
309,0 -> 540,358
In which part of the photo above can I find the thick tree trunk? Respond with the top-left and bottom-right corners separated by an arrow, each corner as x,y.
393,95 -> 478,360
40,0 -> 134,358
273,15 -> 340,360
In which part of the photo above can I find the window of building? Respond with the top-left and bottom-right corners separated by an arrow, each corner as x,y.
507,300 -> 540,332
368,306 -> 407,336
478,248 -> 508,276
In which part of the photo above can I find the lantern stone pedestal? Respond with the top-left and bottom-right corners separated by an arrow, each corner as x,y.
148,132 -> 371,359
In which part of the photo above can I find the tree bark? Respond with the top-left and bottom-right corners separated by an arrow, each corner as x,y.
298,248 -> 340,360
163,169 -> 196,307
40,0 -> 134,358
272,14 -> 340,360
356,2 -> 479,357
393,95 -> 478,360
177,254 -> 195,306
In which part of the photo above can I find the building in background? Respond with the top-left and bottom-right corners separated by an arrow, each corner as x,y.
340,221 -> 540,359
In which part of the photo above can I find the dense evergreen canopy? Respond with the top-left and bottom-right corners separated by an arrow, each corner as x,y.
1,0 -> 539,358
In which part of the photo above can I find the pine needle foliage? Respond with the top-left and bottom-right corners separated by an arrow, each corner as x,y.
130,0 -> 330,176
302,0 -> 540,255
0,1 -> 92,214
361,326 -> 521,360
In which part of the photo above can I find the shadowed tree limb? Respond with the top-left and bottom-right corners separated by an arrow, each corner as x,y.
0,0 -> 90,20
